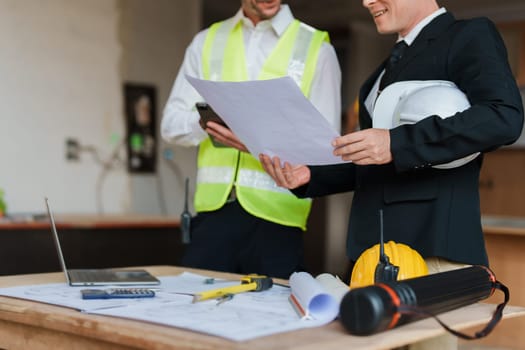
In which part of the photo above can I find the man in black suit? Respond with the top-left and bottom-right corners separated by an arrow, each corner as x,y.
260,1 -> 523,346
260,0 -> 523,274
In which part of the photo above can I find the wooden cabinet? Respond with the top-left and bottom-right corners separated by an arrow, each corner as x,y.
479,148 -> 525,217
461,225 -> 525,349
0,212 -> 327,277
0,215 -> 182,276
498,21 -> 525,86
475,139 -> 525,349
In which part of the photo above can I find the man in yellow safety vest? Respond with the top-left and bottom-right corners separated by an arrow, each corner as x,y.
161,0 -> 341,279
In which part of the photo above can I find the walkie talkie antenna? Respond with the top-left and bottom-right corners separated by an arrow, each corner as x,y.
374,209 -> 399,283
184,178 -> 189,212
180,177 -> 191,244
379,209 -> 387,263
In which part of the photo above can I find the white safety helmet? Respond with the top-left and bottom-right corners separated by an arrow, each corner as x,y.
373,80 -> 479,169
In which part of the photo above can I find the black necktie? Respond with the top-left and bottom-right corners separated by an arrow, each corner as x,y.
379,40 -> 408,91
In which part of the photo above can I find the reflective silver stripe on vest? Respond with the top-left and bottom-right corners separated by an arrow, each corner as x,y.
287,23 -> 315,86
237,169 -> 291,194
197,167 -> 292,195
197,166 -> 234,184
209,22 -> 234,81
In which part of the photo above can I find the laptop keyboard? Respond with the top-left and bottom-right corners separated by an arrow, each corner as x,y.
69,270 -> 117,283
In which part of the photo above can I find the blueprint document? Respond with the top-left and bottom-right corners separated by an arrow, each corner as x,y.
0,272 -> 340,342
187,75 -> 345,166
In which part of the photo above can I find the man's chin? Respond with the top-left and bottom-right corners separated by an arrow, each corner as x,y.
257,7 -> 279,19
375,25 -> 396,35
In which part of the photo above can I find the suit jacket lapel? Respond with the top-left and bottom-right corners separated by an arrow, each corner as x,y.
393,12 -> 456,77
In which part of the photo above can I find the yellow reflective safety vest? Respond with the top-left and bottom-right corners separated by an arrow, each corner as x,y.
195,18 -> 329,230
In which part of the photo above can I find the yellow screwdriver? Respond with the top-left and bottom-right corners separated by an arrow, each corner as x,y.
192,274 -> 273,303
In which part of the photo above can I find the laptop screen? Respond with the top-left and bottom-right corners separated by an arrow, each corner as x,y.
44,197 -> 71,284
43,197 -> 160,286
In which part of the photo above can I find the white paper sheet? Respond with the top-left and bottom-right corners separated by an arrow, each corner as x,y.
0,272 -> 334,342
186,75 -> 345,165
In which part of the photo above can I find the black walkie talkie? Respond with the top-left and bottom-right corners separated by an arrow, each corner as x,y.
180,177 -> 191,244
374,209 -> 399,283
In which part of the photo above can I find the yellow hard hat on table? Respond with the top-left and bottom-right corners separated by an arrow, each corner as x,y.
350,241 -> 428,289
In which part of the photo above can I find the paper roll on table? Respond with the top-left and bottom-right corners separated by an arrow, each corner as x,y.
288,272 -> 349,324
315,273 -> 351,303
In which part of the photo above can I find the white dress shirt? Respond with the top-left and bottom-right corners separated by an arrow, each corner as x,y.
161,5 -> 341,146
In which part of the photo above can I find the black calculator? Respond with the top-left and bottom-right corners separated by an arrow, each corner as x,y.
81,288 -> 156,299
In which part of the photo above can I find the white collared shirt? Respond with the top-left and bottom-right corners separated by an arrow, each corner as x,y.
162,4 -> 341,146
364,7 -> 447,116
401,7 -> 446,45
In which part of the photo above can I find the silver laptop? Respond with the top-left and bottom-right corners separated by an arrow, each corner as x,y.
44,198 -> 160,286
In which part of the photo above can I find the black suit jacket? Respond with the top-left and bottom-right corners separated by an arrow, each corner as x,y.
296,12 -> 524,266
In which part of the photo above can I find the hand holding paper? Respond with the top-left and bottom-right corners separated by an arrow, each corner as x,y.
186,75 -> 345,166
259,154 -> 311,190
206,121 -> 249,152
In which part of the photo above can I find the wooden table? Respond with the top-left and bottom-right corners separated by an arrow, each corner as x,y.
0,266 -> 524,350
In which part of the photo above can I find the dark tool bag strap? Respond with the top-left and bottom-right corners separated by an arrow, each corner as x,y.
398,280 -> 509,340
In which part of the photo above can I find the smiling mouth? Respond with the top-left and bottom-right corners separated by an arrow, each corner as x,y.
374,9 -> 388,18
